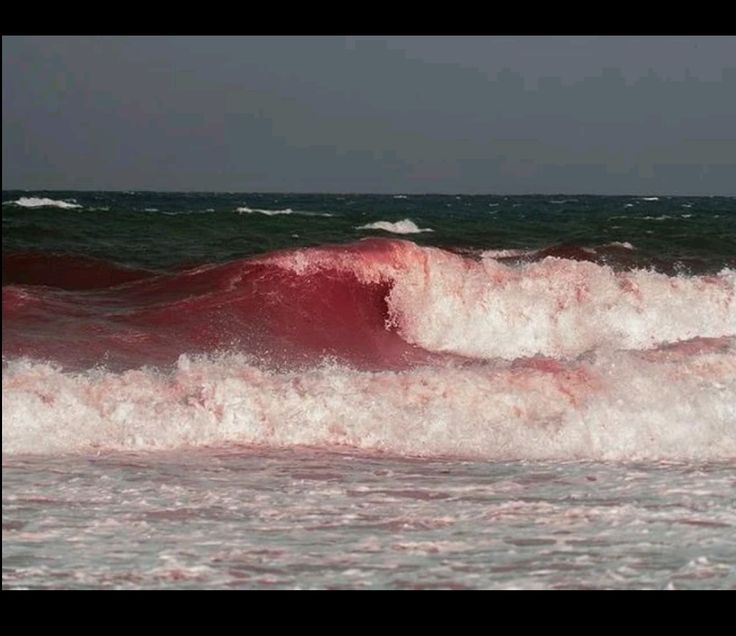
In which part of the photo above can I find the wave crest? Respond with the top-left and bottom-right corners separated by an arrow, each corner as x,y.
260,239 -> 736,361
235,206 -> 333,217
356,219 -> 433,234
8,197 -> 83,209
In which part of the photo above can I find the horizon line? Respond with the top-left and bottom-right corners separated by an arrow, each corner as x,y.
3,188 -> 735,198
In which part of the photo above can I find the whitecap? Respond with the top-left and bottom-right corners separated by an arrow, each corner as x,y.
356,219 -> 433,234
11,197 -> 83,209
236,206 -> 333,218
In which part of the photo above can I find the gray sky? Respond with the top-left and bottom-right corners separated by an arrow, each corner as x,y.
3,36 -> 736,195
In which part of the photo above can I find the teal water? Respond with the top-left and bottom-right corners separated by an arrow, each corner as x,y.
3,191 -> 735,271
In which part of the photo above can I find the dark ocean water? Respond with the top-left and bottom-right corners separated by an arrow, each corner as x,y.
3,191 -> 735,272
3,191 -> 735,589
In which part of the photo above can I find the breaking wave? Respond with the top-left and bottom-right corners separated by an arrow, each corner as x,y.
3,238 -> 735,460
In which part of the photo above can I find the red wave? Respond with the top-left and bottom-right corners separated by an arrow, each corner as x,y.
4,239 -> 733,371
1,241 -> 436,370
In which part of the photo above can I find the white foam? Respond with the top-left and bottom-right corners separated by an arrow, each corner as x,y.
356,219 -> 433,234
3,347 -> 734,460
641,197 -> 660,201
11,197 -> 83,209
236,206 -> 333,217
391,254 -> 736,361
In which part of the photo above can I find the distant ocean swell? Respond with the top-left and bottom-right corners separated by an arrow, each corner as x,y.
3,238 -> 735,460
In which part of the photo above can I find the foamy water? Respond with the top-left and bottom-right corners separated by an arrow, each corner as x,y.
4,339 -> 735,461
4,449 -> 735,589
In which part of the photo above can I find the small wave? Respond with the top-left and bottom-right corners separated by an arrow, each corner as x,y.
604,241 -> 635,250
356,219 -> 433,234
641,197 -> 660,201
480,248 -> 534,259
10,197 -> 83,209
236,206 -> 333,218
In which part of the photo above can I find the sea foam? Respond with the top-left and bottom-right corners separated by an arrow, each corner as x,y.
356,219 -> 433,234
3,344 -> 735,460
10,197 -> 83,209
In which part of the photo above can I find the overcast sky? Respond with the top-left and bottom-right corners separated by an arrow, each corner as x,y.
3,36 -> 735,195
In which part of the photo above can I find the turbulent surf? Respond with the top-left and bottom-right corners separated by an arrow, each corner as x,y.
3,192 -> 735,460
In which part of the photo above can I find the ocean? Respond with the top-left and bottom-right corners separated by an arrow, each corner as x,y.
3,190 -> 735,589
